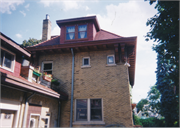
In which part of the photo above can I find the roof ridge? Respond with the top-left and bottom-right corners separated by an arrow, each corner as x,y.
100,29 -> 122,38
27,35 -> 60,48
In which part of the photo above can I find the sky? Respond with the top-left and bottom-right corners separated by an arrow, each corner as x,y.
0,0 -> 158,103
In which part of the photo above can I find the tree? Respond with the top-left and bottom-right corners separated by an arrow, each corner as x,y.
145,1 -> 179,126
136,99 -> 149,113
21,38 -> 41,47
146,85 -> 161,116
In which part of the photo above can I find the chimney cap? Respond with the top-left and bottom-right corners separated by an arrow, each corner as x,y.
46,14 -> 50,19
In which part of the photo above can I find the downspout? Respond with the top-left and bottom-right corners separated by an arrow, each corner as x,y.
22,92 -> 36,128
57,101 -> 61,127
70,48 -> 74,127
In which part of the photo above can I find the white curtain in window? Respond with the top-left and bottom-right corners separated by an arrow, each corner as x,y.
67,27 -> 75,33
69,33 -> 74,39
79,25 -> 87,38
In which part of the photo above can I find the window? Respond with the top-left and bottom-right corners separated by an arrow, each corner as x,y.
0,47 -> 15,72
78,25 -> 87,39
66,26 -> 75,40
83,57 -> 90,66
76,99 -> 102,122
107,55 -> 115,65
42,61 -> 53,74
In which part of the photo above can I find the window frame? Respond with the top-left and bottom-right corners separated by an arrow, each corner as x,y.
66,26 -> 75,40
74,98 -> 104,123
0,47 -> 15,72
78,24 -> 87,39
42,61 -> 53,74
107,55 -> 116,65
81,57 -> 91,68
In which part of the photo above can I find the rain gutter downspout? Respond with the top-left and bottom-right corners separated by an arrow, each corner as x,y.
22,92 -> 36,128
57,101 -> 61,127
70,48 -> 74,127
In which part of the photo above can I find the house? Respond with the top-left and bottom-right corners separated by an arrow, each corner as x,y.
0,32 -> 67,127
26,15 -> 137,127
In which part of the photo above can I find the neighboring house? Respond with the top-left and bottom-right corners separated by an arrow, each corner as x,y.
0,32 -> 67,127
26,15 -> 137,127
134,105 -> 162,119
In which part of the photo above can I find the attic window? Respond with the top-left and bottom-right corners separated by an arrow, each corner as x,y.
66,26 -> 75,40
78,25 -> 87,39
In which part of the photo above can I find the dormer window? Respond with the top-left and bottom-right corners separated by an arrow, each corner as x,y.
66,26 -> 75,40
78,25 -> 87,39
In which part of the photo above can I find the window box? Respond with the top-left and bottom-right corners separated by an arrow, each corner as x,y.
43,75 -> 52,82
33,70 -> 42,77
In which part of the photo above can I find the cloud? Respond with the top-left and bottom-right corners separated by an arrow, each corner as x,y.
51,26 -> 60,36
0,0 -> 24,14
16,33 -> 22,38
39,0 -> 89,11
25,3 -> 29,11
20,10 -> 26,16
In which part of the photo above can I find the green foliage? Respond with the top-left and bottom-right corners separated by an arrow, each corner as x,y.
51,79 -> 60,86
21,38 -> 41,47
133,114 -> 142,126
140,117 -> 165,127
145,1 -> 179,127
147,85 -> 161,115
136,99 -> 149,113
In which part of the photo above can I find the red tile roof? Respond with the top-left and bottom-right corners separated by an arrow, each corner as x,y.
29,29 -> 122,47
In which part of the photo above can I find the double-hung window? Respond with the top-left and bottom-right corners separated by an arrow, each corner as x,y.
66,26 -> 75,40
78,25 -> 87,39
0,47 -> 15,72
76,99 -> 102,122
42,61 -> 53,74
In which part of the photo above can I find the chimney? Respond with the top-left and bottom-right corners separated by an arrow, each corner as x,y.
42,14 -> 51,42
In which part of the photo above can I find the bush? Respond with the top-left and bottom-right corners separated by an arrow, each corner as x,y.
133,115 -> 142,126
139,117 -> 165,127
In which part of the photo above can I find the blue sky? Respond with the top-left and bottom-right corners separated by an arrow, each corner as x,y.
0,0 -> 158,103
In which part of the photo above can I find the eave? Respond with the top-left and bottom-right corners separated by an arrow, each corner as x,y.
27,37 -> 137,87
0,33 -> 31,58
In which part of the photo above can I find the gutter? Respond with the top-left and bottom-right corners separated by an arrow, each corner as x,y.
22,92 -> 36,128
70,48 -> 75,127
58,101 -> 61,127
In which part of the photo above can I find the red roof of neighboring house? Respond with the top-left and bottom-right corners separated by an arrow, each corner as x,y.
1,72 -> 62,99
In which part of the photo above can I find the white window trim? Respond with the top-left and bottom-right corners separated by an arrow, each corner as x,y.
41,61 -> 53,74
73,98 -> 105,125
106,55 -> 116,66
0,46 -> 15,72
81,57 -> 91,68
28,113 -> 41,128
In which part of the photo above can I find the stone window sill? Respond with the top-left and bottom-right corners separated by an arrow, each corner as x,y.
106,64 -> 117,67
73,121 -> 105,125
81,65 -> 91,68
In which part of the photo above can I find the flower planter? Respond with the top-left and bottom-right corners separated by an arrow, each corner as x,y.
33,71 -> 42,77
43,76 -> 52,82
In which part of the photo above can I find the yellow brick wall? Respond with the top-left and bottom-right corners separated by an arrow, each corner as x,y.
38,50 -> 133,127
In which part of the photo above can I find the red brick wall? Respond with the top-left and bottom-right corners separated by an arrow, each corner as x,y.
0,57 -> 21,77
26,105 -> 42,127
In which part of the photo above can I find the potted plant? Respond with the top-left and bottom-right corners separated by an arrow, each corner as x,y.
51,79 -> 60,86
43,72 -> 52,82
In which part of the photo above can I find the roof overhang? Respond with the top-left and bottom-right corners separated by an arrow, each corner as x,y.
1,72 -> 63,99
27,37 -> 137,87
0,32 -> 31,58
56,15 -> 100,31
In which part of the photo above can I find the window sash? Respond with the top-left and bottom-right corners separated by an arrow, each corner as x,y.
42,62 -> 53,74
107,56 -> 115,64
78,25 -> 87,39
66,26 -> 75,40
76,99 -> 87,121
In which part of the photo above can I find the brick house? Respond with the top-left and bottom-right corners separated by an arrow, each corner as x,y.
0,32 -> 67,127
27,15 -> 137,127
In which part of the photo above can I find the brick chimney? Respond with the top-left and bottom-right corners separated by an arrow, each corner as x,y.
42,14 -> 51,42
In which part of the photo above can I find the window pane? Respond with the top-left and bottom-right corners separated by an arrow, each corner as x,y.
78,25 -> 87,39
83,58 -> 89,65
44,63 -> 52,70
4,52 -> 13,69
91,99 -> 102,121
108,56 -> 114,64
76,99 -> 87,121
66,26 -> 75,40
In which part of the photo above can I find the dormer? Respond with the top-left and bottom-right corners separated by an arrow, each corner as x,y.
56,16 -> 100,44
